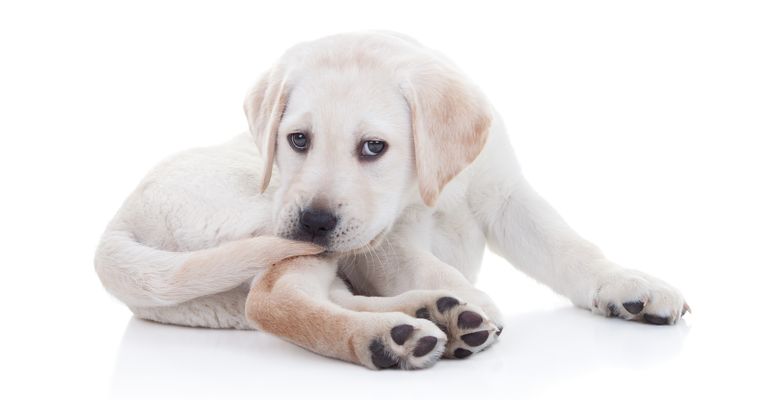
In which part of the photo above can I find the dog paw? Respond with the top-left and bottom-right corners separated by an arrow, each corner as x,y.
592,269 -> 689,325
411,295 -> 501,359
364,317 -> 447,370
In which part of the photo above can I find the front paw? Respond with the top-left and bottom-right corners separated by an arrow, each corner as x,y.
409,295 -> 502,359
592,269 -> 689,325
360,314 -> 447,370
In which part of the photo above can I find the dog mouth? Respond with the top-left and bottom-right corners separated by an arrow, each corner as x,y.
278,215 -> 389,255
314,228 -> 388,256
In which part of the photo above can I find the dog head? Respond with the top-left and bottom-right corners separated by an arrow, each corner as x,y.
244,32 -> 491,252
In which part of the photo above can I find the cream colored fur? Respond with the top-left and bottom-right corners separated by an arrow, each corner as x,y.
95,32 -> 688,369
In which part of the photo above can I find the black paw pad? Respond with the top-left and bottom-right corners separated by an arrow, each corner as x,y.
457,311 -> 483,329
622,301 -> 645,315
453,348 -> 472,359
390,324 -> 414,345
496,326 -> 504,337
413,336 -> 438,357
415,307 -> 431,320
369,339 -> 399,369
644,314 -> 670,325
437,297 -> 460,313
461,331 -> 490,347
608,303 -> 620,317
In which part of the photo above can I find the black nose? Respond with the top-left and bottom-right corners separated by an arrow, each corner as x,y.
299,209 -> 338,237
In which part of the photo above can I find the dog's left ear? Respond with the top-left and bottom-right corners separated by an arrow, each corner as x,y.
244,66 -> 290,192
402,60 -> 492,207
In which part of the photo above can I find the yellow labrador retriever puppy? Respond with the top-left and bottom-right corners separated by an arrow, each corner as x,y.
95,32 -> 688,370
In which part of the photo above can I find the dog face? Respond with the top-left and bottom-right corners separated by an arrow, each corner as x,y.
270,67 -> 415,251
244,33 -> 492,252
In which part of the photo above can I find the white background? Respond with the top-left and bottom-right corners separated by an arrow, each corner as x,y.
1,1 -> 767,399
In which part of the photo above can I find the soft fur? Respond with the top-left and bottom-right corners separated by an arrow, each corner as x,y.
95,32 -> 688,370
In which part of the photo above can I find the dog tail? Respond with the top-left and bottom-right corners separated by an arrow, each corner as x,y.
94,229 -> 323,308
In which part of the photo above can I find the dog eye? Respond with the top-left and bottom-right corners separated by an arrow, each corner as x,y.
288,133 -> 309,152
361,140 -> 386,158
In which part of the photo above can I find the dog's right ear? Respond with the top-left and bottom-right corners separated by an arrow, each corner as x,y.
244,66 -> 290,192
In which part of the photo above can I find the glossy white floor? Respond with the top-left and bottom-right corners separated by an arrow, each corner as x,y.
11,243 -> 766,400
2,1 -> 766,399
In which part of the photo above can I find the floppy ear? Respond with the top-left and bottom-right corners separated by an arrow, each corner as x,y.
244,67 -> 290,192
402,61 -> 492,207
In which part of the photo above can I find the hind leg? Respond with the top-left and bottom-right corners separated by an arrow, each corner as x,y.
130,286 -> 252,329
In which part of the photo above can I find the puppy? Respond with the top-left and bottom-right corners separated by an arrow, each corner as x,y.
95,32 -> 688,370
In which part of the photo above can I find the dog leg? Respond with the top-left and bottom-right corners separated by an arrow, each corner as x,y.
471,177 -> 688,324
246,256 -> 447,369
95,233 -> 322,308
339,248 -> 504,359
330,280 -> 501,360
130,287 -> 252,329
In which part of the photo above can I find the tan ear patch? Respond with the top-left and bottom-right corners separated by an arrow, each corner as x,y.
404,64 -> 492,206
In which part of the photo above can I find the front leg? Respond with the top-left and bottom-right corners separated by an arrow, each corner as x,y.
245,255 -> 447,369
471,177 -> 689,324
339,248 -> 503,359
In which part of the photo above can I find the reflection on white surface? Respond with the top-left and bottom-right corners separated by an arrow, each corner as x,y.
111,308 -> 689,400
